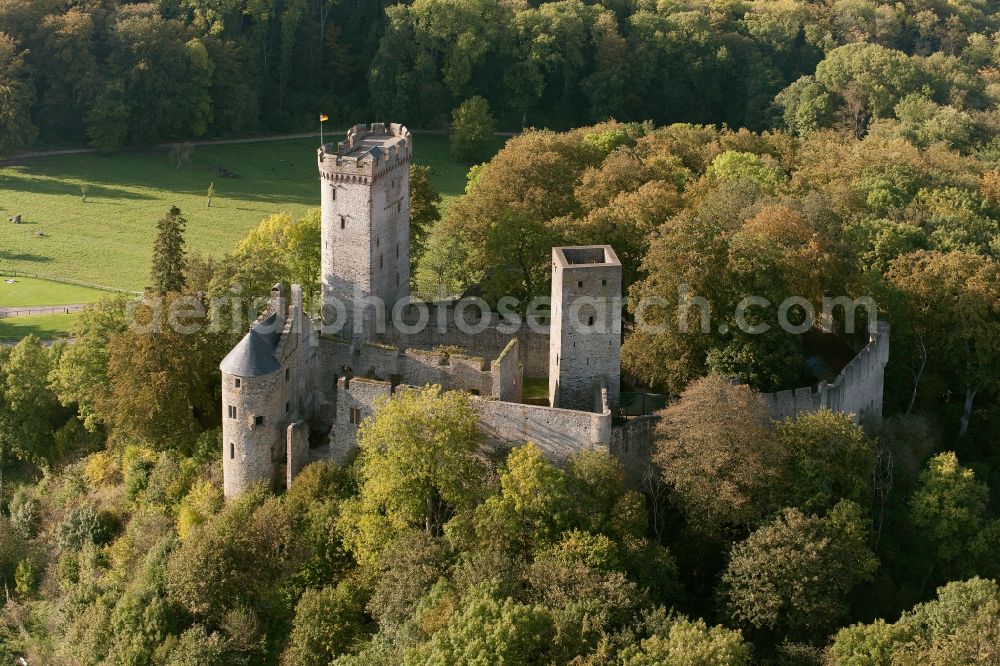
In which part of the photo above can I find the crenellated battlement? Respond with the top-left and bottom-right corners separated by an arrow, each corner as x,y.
224,120 -> 892,501
319,121 -> 412,340
761,322 -> 890,423
317,122 -> 412,183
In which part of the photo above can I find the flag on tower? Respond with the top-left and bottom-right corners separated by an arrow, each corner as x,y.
319,113 -> 329,122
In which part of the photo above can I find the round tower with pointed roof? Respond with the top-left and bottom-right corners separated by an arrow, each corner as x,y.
220,313 -> 287,497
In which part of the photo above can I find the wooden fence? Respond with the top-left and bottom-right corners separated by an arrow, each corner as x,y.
1,269 -> 142,296
0,304 -> 88,318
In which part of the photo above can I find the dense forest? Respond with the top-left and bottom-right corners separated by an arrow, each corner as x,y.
2,0 -> 1000,153
3,0 -> 1000,664
2,117 -> 999,662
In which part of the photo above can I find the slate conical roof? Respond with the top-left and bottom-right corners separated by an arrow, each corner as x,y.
220,325 -> 281,377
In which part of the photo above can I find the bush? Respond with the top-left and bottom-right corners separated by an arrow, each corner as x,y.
0,516 -> 18,582
177,481 -> 224,540
142,453 -> 200,510
57,503 -> 116,550
15,557 -> 42,597
450,96 -> 496,163
9,486 -> 41,538
157,625 -> 230,666
84,451 -> 120,487
193,428 -> 222,464
123,452 -> 157,506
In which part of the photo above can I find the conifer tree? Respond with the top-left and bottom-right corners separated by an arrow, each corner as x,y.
151,206 -> 187,294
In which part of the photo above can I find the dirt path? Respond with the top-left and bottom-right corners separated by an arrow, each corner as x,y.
1,132 -> 321,165
1,129 -> 518,166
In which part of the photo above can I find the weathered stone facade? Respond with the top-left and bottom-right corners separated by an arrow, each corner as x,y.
319,123 -> 411,341
390,301 -> 551,377
221,122 -> 891,498
327,374 -> 613,464
221,284 -> 316,497
329,376 -> 392,465
549,246 -> 622,411
761,322 -> 891,423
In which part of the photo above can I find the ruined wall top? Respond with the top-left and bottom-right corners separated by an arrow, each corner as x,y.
318,122 -> 412,178
553,245 -> 621,271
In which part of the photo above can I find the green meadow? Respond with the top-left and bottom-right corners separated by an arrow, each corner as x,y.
0,313 -> 76,341
0,133 -> 493,293
0,276 -> 107,307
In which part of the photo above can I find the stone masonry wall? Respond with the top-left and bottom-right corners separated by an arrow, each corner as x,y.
610,416 -> 659,488
326,378 -> 612,464
368,153 -> 410,312
222,368 -> 284,497
474,390 -> 613,461
286,421 -> 310,489
549,247 -> 622,411
319,337 -> 495,396
278,286 -> 319,424
330,376 -> 392,464
390,301 -> 550,377
320,174 -> 372,339
761,322 -> 891,423
491,339 -> 522,403
319,123 -> 412,340
222,286 -> 318,497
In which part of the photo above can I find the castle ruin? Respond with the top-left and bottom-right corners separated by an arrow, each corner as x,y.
220,123 -> 891,498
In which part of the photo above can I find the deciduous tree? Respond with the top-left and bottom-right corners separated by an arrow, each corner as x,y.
909,451 -> 991,580
450,95 -> 496,163
101,294 -> 226,451
830,577 -> 1000,664
775,410 -> 876,514
887,251 -> 1000,437
0,33 -> 36,157
283,582 -> 371,665
403,584 -> 554,665
619,612 -> 750,666
0,336 -> 61,470
653,375 -> 785,538
50,295 -> 131,431
719,501 -> 877,642
337,386 -> 484,568
408,164 -> 442,270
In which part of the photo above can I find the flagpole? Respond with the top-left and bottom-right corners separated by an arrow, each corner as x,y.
320,117 -> 324,148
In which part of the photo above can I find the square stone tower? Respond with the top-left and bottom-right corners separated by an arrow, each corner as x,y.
548,246 -> 622,412
318,123 -> 412,341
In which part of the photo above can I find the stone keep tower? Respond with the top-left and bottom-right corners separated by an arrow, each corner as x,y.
548,246 -> 622,411
318,123 -> 412,341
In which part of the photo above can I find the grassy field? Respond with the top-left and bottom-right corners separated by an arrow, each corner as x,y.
523,377 -> 549,399
0,313 -> 76,340
0,276 -> 107,306
0,133 -> 501,291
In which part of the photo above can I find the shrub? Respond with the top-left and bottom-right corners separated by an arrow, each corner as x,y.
177,481 -> 224,540
9,486 -> 41,538
450,96 -> 496,163
123,452 -> 157,506
143,453 -> 200,510
193,428 -> 222,464
15,557 -> 42,597
57,503 -> 116,550
84,451 -> 120,487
